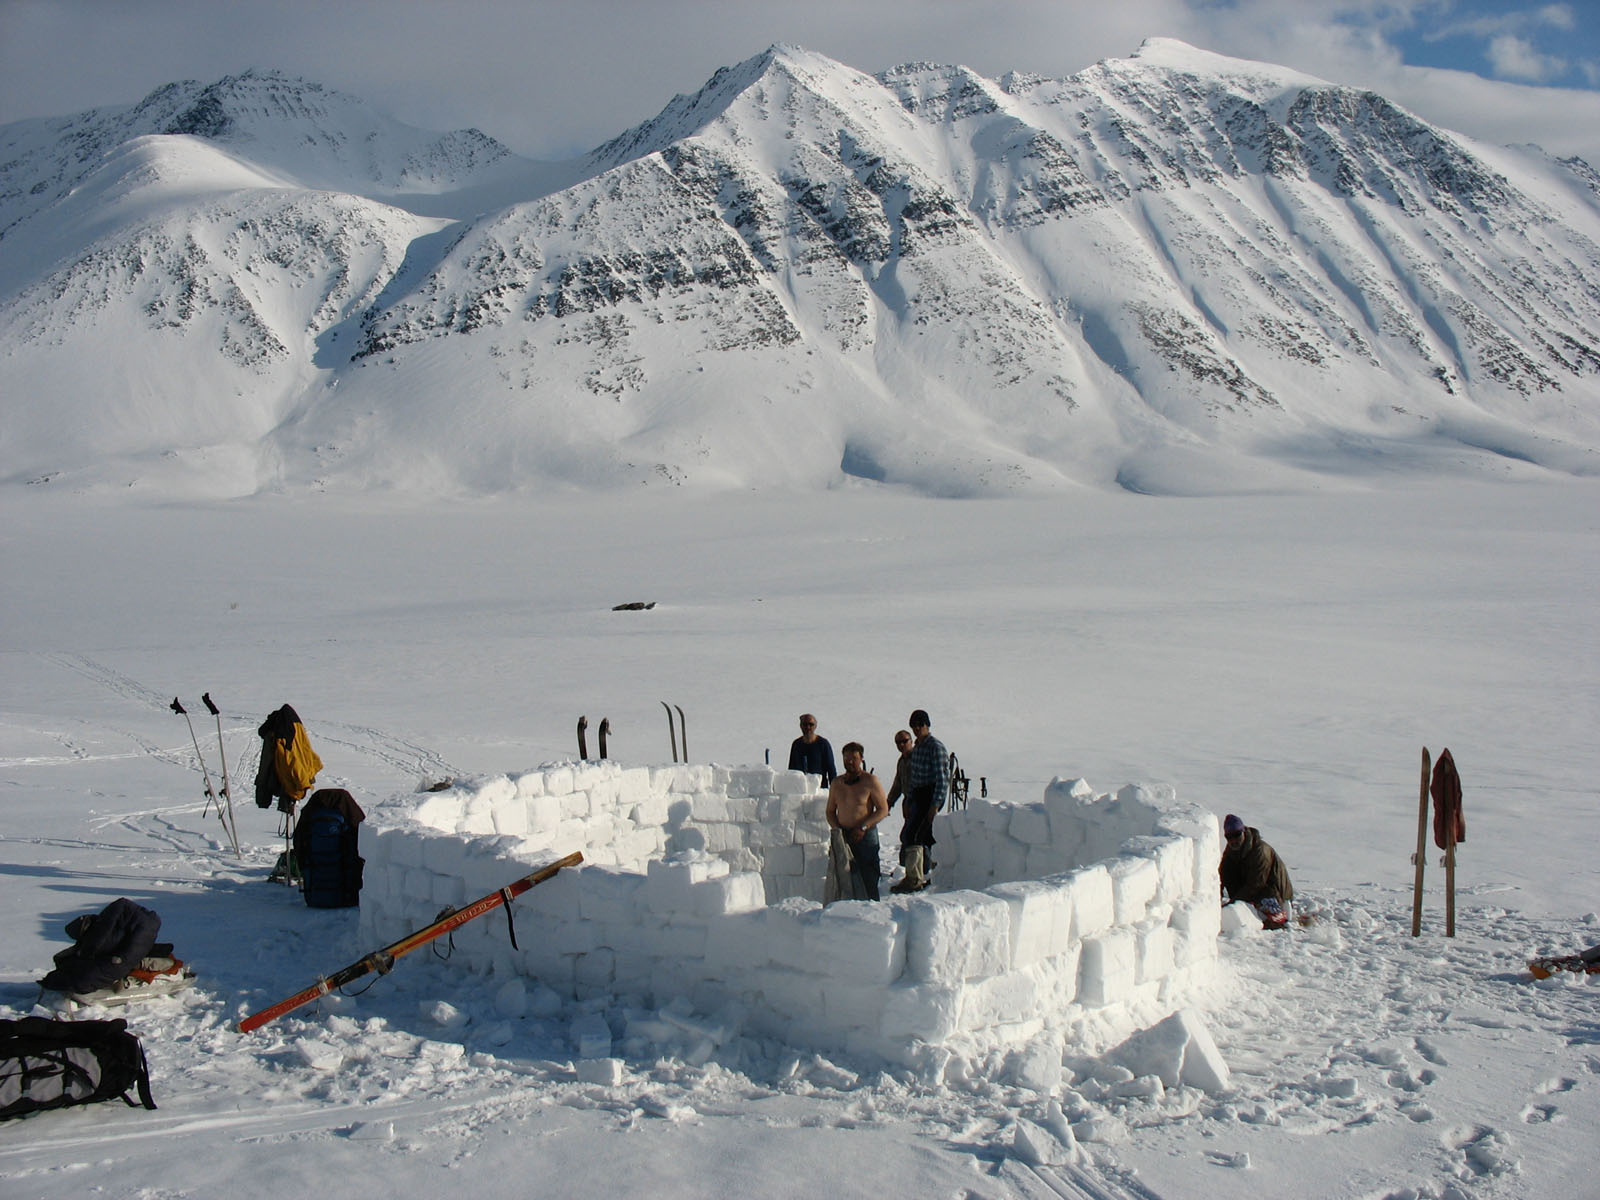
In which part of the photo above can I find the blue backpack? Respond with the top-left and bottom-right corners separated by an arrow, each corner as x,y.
293,793 -> 364,909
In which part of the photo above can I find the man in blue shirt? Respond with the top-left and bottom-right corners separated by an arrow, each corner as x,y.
891,709 -> 949,893
788,713 -> 837,786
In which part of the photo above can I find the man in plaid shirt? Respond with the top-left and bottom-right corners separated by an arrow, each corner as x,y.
891,709 -> 948,893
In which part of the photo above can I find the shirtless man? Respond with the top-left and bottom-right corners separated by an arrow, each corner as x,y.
825,742 -> 890,900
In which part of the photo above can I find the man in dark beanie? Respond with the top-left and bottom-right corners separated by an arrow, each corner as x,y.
1219,813 -> 1295,929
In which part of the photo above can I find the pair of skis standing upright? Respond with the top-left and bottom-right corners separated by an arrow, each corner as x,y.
171,694 -> 240,858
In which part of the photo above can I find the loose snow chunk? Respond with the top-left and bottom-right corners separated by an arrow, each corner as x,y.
576,1057 -> 625,1086
1220,902 -> 1259,935
423,1000 -> 470,1030
295,1039 -> 343,1071
905,891 -> 1012,985
1112,1008 -> 1231,1093
1012,1117 -> 1080,1165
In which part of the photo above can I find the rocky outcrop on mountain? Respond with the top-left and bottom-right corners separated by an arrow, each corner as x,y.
2,42 -> 1597,497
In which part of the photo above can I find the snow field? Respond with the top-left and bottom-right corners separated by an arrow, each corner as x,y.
358,761 -> 1223,1074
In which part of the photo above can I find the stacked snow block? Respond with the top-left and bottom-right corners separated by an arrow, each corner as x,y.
359,764 -> 1223,1067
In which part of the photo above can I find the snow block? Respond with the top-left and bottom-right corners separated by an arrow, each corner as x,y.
762,897 -> 822,970
881,981 -> 964,1040
490,795 -> 528,837
772,770 -> 814,796
1133,917 -> 1175,984
1009,804 -> 1053,846
987,879 -> 1072,968
1079,928 -> 1137,1008
1106,855 -> 1161,925
1061,865 -> 1114,939
410,791 -> 465,832
689,793 -> 730,822
693,871 -> 765,918
1122,834 -> 1196,904
803,900 -> 906,985
905,891 -> 1012,986
964,968 -> 1041,1027
571,1011 -> 612,1059
646,852 -> 729,913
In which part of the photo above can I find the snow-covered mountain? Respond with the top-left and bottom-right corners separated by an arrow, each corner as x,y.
3,43 -> 1599,497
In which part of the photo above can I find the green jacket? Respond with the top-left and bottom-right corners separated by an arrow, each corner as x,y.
1219,827 -> 1294,905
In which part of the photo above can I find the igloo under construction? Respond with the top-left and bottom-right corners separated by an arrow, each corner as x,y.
359,762 -> 1224,1071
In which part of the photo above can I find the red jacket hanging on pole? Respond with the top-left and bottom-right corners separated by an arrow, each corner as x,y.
1431,748 -> 1465,850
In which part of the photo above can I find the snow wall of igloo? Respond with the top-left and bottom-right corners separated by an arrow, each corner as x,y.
359,762 -> 1224,1067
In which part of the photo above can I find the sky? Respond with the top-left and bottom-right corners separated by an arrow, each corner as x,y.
1,1 -> 1599,164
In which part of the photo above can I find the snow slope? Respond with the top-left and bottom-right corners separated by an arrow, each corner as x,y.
1,481 -> 1595,1198
3,45 -> 1600,497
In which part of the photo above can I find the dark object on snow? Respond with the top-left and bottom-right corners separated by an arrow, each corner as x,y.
293,789 -> 365,909
612,601 -> 656,611
40,899 -> 161,997
1219,827 -> 1294,907
254,704 -> 322,813
0,1016 -> 156,1120
1430,748 -> 1464,851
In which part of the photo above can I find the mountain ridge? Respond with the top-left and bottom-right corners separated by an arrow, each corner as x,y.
2,42 -> 1597,498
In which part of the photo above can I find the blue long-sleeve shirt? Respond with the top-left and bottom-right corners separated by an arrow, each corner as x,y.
788,736 -> 837,786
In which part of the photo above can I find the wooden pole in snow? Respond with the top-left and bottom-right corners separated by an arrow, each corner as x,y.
1411,747 -> 1430,937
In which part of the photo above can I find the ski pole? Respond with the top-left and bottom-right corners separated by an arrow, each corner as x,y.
202,692 -> 241,857
237,852 -> 583,1033
171,698 -> 226,834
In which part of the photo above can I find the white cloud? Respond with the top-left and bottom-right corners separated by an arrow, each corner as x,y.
1487,34 -> 1567,82
0,0 -> 1596,166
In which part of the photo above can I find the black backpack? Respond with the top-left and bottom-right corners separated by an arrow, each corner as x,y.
0,1016 -> 156,1120
296,806 -> 363,908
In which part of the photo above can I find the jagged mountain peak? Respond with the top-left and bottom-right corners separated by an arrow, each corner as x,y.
585,43 -> 899,171
3,44 -> 1598,499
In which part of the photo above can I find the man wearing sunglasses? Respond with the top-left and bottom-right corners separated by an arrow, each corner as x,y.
884,729 -> 914,811
787,714 -> 837,787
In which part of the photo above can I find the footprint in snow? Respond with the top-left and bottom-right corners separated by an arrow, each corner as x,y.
1412,1036 -> 1448,1066
1441,1124 -> 1518,1179
1519,1103 -> 1561,1124
1532,1076 -> 1575,1095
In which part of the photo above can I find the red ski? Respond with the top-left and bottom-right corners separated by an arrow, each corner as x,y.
237,851 -> 582,1033
1528,955 -> 1600,980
